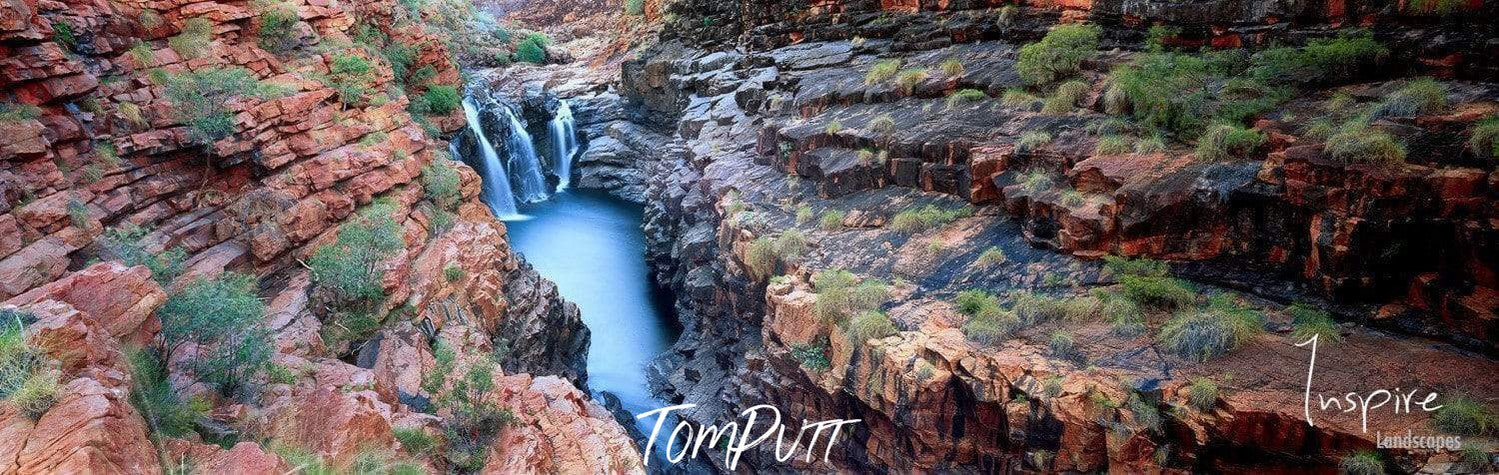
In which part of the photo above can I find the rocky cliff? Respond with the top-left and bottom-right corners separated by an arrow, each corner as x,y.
0,0 -> 642,470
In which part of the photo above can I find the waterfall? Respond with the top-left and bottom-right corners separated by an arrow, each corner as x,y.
459,97 -> 521,219
548,100 -> 579,191
497,106 -> 551,203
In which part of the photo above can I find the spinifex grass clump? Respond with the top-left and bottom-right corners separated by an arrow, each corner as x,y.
956,290 -> 1019,345
889,205 -> 971,233
1105,256 -> 1197,310
1289,302 -> 1341,343
1017,24 -> 1101,86
1157,296 -> 1264,361
812,269 -> 889,326
1431,396 -> 1496,436
847,310 -> 898,342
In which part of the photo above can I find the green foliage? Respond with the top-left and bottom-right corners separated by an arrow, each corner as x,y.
393,427 -> 436,453
812,269 -> 888,326
1431,396 -> 1495,436
1041,80 -> 1089,115
795,205 -> 814,224
266,363 -> 298,384
1186,376 -> 1218,411
1134,134 -> 1166,154
310,201 -> 403,347
1194,122 -> 1266,161
869,114 -> 896,135
1108,52 -> 1217,135
514,34 -> 548,63
848,310 -> 898,342
1017,24 -> 1101,86
1289,302 -> 1340,343
975,246 -> 1006,267
1048,330 -> 1075,355
157,273 -> 271,394
1340,450 -> 1386,475
790,341 -> 831,371
1015,131 -> 1052,153
1376,78 -> 1448,117
433,359 -> 515,470
1248,31 -> 1387,86
1020,169 -> 1053,192
1011,291 -> 1068,324
127,349 -> 209,437
624,0 -> 645,15
0,103 -> 42,122
895,68 -> 929,95
1118,273 -> 1196,310
1469,116 -> 1499,160
67,199 -> 91,230
1158,306 -> 1262,361
256,0 -> 301,54
52,21 -> 76,51
946,89 -> 987,108
327,53 -> 376,107
130,42 -> 156,66
955,289 -> 1000,316
1124,392 -> 1163,434
889,205 -> 969,233
1325,123 -> 1406,166
962,301 -> 1019,345
11,370 -> 58,420
163,67 -> 265,144
0,316 -> 45,403
1094,135 -> 1132,156
1002,88 -> 1041,110
422,85 -> 461,115
169,18 -> 214,59
818,209 -> 845,231
824,120 -> 843,135
865,59 -> 902,85
1146,25 -> 1181,52
939,58 -> 965,77
744,237 -> 778,280
421,159 -> 462,212
100,224 -> 187,285
443,264 -> 465,282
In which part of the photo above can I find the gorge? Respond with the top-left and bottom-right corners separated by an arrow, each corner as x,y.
0,0 -> 1496,472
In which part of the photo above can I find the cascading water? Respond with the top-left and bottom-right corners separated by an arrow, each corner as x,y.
459,96 -> 521,219
548,100 -> 579,191
497,106 -> 551,203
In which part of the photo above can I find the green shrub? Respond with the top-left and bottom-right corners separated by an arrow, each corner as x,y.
514,34 -> 548,64
420,159 -> 461,234
1186,376 -> 1218,411
100,224 -> 187,285
1020,169 -> 1053,192
52,20 -> 77,50
0,103 -> 42,122
812,269 -> 887,325
1015,131 -> 1052,153
1134,134 -> 1166,154
624,0 -> 645,15
1158,306 -> 1262,361
1094,135 -> 1132,156
1097,291 -> 1145,336
744,237 -> 778,280
795,205 -> 814,224
865,59 -> 901,85
1289,302 -> 1340,343
1041,80 -> 1089,115
443,264 -> 465,282
848,310 -> 898,342
818,209 -> 845,231
1376,78 -> 1447,117
327,53 -> 376,106
955,290 -> 999,316
975,246 -> 1006,267
962,305 -> 1019,345
1001,88 -> 1041,110
1108,52 -> 1216,135
1469,116 -> 1499,160
1048,330 -> 1075,355
256,0 -> 300,54
163,67 -> 264,144
266,363 -> 298,384
394,427 -> 436,453
12,372 -> 59,420
1195,123 -> 1266,161
1340,450 -> 1385,475
790,341 -> 831,371
422,85 -> 461,115
895,68 -> 929,95
1146,25 -> 1181,51
1017,24 -> 1101,86
1248,31 -> 1387,86
824,120 -> 843,135
1011,291 -> 1068,324
889,205 -> 969,233
0,317 -> 45,403
1119,274 -> 1196,309
1325,124 -> 1405,166
157,273 -> 271,394
1431,396 -> 1495,436
1125,392 -> 1163,434
432,359 -> 515,470
946,88 -> 987,108
869,114 -> 896,135
938,58 -> 965,77
129,42 -> 156,66
127,349 -> 208,437
169,18 -> 213,59
309,201 -> 403,347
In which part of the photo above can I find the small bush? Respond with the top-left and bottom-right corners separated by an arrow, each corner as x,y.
1041,80 -> 1089,115
0,103 -> 42,122
1098,292 -> 1145,336
1468,116 -> 1499,160
1340,450 -> 1385,475
790,342 -> 831,371
623,0 -> 645,15
1431,396 -> 1495,436
515,33 -> 550,64
939,58 -> 965,77
423,85 -> 461,115
1248,31 -> 1387,86
962,306 -> 1019,345
394,427 -> 437,453
169,18 -> 213,59
848,310 -> 898,342
975,246 -> 1006,267
1158,307 -> 1262,361
1011,291 -> 1067,324
1195,123 -> 1266,161
1375,77 -> 1447,118
1125,392 -> 1163,434
256,0 -> 300,54
127,349 -> 208,437
824,120 -> 843,135
52,20 -> 77,51
1186,376 -> 1218,411
157,273 -> 271,394
1059,190 -> 1086,207
1048,331 -> 1075,355
1289,302 -> 1341,343
744,237 -> 778,280
421,159 -> 462,212
12,373 -> 59,420
1134,134 -> 1166,154
163,67 -> 264,144
1094,135 -> 1132,156
955,290 -> 1000,316
1020,169 -> 1053,192
1002,89 -> 1041,110
129,42 -> 156,66
310,201 -> 403,348
1015,131 -> 1052,153
1325,124 -> 1406,166
869,114 -> 896,135
895,68 -> 929,95
327,53 -> 375,106
1017,24 -> 1101,86
795,205 -> 814,224
889,205 -> 969,233
865,59 -> 902,85
812,269 -> 887,325
100,224 -> 187,285
1119,274 -> 1196,309
443,264 -> 465,282
819,210 -> 845,231
946,89 -> 987,108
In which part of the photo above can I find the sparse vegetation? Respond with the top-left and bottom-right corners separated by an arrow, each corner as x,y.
427,355 -> 515,470
1186,376 -> 1218,411
515,32 -> 550,64
1041,80 -> 1089,115
812,269 -> 888,326
1094,135 -> 1132,156
169,18 -> 214,59
156,272 -> 271,395
1048,330 -> 1075,356
895,68 -> 929,95
1324,123 -> 1406,166
0,103 -> 42,122
819,209 -> 845,231
889,204 -> 970,233
1020,169 -> 1053,192
869,114 -> 896,135
309,200 -> 404,348
1248,31 -> 1388,86
1125,392 -> 1163,434
939,58 -> 965,77
127,349 -> 209,438
1340,450 -> 1386,475
52,20 -> 76,51
975,246 -> 1006,267
959,291 -> 1019,345
865,59 -> 902,85
946,88 -> 987,108
1431,396 -> 1495,436
848,310 -> 898,342
100,224 -> 187,285
1002,88 -> 1041,110
422,85 -> 461,115
1017,24 -> 1101,86
1015,131 -> 1053,153
1,316 -> 57,421
256,0 -> 300,54
394,427 -> 437,453
1158,305 -> 1262,361
1059,190 -> 1086,207
825,120 -> 843,135
1194,123 -> 1266,161
624,0 -> 645,15
1375,77 -> 1447,118
1468,116 -> 1499,160
1289,302 -> 1340,343
163,67 -> 280,144
790,341 -> 831,371
795,205 -> 814,224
